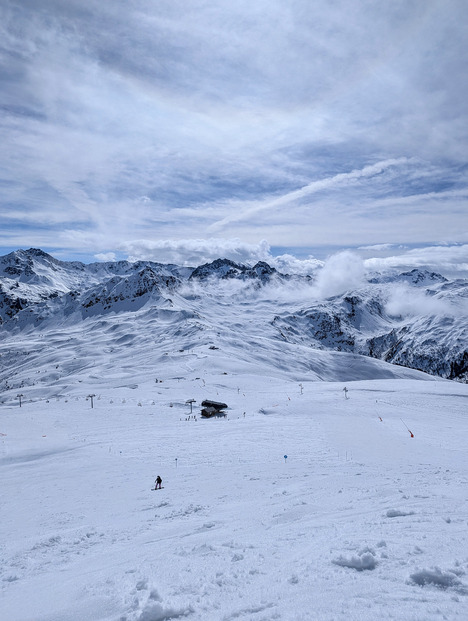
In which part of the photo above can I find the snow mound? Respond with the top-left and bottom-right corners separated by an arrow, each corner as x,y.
125,586 -> 194,621
332,549 -> 378,571
138,601 -> 194,621
409,567 -> 467,593
385,509 -> 415,518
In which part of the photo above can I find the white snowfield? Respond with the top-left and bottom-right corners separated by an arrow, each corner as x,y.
0,250 -> 467,619
1,360 -> 467,620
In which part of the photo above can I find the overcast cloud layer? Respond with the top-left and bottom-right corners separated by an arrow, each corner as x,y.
0,0 -> 467,269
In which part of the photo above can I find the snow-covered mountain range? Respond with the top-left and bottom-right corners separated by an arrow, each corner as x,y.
2,249 -> 468,621
0,248 -> 467,399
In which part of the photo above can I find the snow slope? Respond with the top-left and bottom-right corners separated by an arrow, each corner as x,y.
1,370 -> 467,621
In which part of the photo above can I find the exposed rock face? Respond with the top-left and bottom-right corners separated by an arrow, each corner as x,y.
272,309 -> 355,352
189,259 -> 278,283
80,267 -> 179,315
365,320 -> 468,381
270,276 -> 468,382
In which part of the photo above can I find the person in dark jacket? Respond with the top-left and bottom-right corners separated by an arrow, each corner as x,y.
155,476 -> 162,489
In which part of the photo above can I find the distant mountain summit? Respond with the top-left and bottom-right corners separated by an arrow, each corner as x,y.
369,268 -> 448,286
189,258 -> 278,283
0,248 -> 467,384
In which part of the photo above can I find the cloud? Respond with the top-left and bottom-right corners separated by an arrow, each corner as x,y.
0,1 -> 467,258
171,249 -> 366,307
364,244 -> 468,277
94,252 -> 117,262
312,251 -> 365,298
385,284 -> 463,318
359,243 -> 401,252
208,158 -> 411,232
118,237 -> 326,275
269,254 -> 323,276
119,238 -> 272,266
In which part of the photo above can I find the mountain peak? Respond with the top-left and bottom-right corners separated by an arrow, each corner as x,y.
398,268 -> 447,285
189,258 -> 278,282
189,258 -> 247,280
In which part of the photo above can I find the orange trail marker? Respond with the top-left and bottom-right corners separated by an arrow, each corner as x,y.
400,418 -> 414,438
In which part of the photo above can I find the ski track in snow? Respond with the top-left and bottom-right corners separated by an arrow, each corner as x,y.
1,364 -> 468,621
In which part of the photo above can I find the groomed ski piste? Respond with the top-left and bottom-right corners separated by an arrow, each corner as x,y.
1,339 -> 468,621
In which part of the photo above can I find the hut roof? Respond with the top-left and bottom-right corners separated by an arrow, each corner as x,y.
201,399 -> 228,410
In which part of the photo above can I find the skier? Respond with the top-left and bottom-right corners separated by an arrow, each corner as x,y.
155,475 -> 162,490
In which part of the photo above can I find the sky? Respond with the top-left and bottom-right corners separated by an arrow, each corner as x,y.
0,0 -> 467,272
